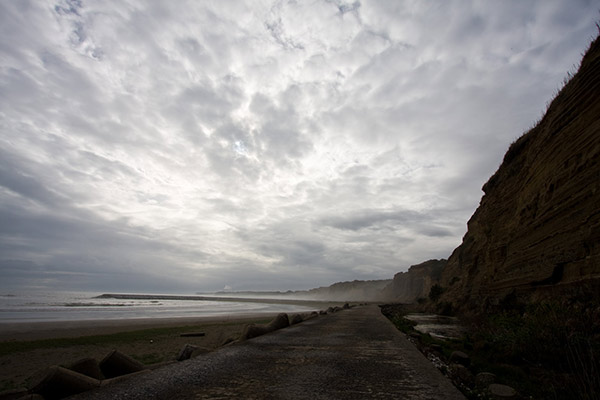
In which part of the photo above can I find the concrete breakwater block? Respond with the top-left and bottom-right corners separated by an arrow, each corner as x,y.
305,311 -> 319,320
290,314 -> 303,325
99,350 -> 145,379
66,357 -> 104,380
100,369 -> 151,387
268,313 -> 290,330
30,366 -> 101,400
240,313 -> 290,340
177,344 -> 199,361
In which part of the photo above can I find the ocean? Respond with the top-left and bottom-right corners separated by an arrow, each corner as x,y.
0,291 -> 318,323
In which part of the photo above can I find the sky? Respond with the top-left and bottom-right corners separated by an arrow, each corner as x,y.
0,0 -> 598,294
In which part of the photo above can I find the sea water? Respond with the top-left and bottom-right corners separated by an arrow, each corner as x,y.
0,291 -> 316,323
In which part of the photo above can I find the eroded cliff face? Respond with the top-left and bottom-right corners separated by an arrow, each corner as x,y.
439,36 -> 600,310
382,259 -> 446,303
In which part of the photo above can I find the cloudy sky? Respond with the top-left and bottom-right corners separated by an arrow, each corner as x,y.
0,0 -> 598,293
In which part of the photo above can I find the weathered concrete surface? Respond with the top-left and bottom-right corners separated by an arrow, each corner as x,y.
70,306 -> 464,399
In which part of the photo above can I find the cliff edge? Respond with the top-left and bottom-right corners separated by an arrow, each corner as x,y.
438,35 -> 600,311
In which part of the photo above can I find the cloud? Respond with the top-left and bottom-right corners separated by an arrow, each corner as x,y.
0,0 -> 598,292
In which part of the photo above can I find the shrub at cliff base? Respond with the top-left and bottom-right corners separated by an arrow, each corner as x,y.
468,299 -> 600,399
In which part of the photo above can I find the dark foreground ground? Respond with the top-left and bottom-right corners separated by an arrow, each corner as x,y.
71,305 -> 464,399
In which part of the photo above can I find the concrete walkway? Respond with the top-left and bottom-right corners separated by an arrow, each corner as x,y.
73,305 -> 465,399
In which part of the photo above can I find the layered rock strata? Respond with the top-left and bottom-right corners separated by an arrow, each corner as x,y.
438,36 -> 600,309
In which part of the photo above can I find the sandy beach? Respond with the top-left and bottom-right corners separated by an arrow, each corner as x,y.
0,314 -> 281,392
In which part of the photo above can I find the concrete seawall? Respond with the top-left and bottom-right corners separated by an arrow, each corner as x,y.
72,305 -> 465,399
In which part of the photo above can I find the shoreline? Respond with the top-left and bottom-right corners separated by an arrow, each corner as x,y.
0,313 -> 280,342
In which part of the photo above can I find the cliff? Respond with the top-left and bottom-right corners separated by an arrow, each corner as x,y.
305,279 -> 392,302
381,259 -> 446,303
438,35 -> 600,310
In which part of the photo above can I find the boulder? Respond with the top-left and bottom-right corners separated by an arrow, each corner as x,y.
449,350 -> 470,367
99,350 -> 145,379
488,383 -> 517,399
30,366 -> 101,400
66,357 -> 104,380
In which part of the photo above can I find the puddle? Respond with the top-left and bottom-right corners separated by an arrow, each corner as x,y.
404,313 -> 466,340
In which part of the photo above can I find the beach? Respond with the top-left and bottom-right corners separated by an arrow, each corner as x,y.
0,313 -> 282,392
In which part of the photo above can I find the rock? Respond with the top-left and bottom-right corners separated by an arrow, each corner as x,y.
290,314 -> 303,325
177,344 -> 199,361
240,324 -> 270,340
319,310 -> 327,315
476,372 -> 496,387
99,350 -> 145,379
449,350 -> 470,367
30,366 -> 101,400
343,303 -> 350,309
449,364 -> 474,386
488,383 -> 517,399
66,357 -> 104,380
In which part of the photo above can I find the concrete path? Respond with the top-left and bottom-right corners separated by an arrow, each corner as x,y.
73,305 -> 465,399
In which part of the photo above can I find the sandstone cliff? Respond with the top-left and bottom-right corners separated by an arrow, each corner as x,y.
438,36 -> 600,310
381,259 -> 446,303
